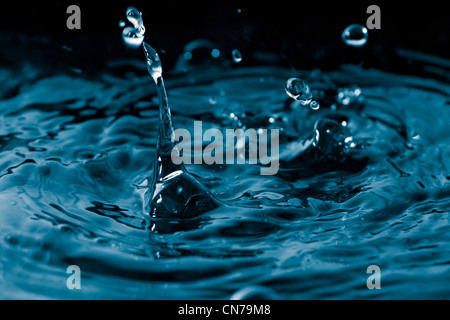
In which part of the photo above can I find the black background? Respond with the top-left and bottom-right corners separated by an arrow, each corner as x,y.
0,1 -> 448,76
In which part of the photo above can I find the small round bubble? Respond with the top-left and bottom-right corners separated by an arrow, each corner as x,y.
341,24 -> 369,47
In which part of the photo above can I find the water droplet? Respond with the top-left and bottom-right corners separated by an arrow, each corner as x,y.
285,78 -> 312,105
232,49 -> 242,63
121,7 -> 146,49
123,27 -> 145,49
126,7 -> 144,30
211,49 -> 221,59
341,24 -> 369,47
183,52 -> 193,61
143,43 -> 162,81
310,101 -> 320,110
118,20 -> 126,28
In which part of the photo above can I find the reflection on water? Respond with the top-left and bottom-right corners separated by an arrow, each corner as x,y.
0,59 -> 449,299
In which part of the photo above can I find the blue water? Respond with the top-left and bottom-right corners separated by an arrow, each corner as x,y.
0,56 -> 449,299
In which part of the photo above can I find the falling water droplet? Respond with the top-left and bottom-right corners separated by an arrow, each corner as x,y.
341,24 -> 369,47
285,78 -> 313,105
232,49 -> 243,63
310,101 -> 320,110
118,20 -> 126,28
126,7 -> 144,30
121,6 -> 146,49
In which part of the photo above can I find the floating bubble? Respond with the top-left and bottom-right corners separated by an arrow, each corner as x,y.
285,78 -> 313,105
342,24 -> 368,47
232,49 -> 242,63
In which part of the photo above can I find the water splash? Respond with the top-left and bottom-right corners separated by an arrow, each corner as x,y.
122,9 -> 219,220
341,24 -> 369,47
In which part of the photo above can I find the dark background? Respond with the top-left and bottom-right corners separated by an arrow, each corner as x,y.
0,1 -> 448,78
